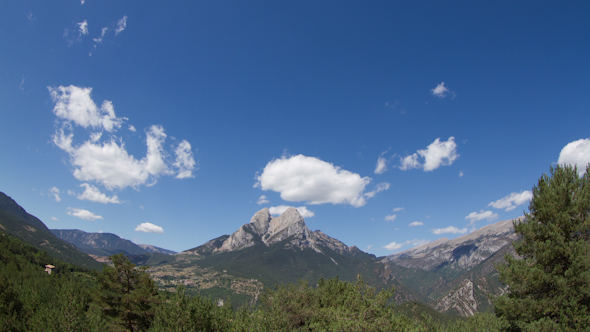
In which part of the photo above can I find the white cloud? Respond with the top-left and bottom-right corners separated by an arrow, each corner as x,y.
488,191 -> 533,212
50,187 -> 61,202
432,226 -> 468,235
418,137 -> 459,171
385,214 -> 397,222
409,221 -> 423,227
173,140 -> 197,179
269,205 -> 315,218
393,207 -> 405,212
27,12 -> 35,21
558,138 -> 590,176
398,137 -> 459,171
255,154 -> 372,207
399,153 -> 421,170
78,20 -> 89,35
135,222 -> 164,234
257,195 -> 269,205
51,217 -> 58,221
465,210 -> 498,224
366,245 -> 373,250
66,207 -> 103,221
115,16 -> 127,35
374,152 -> 388,174
431,82 -> 454,98
77,183 -> 121,204
48,85 -> 125,132
459,171 -> 464,177
128,124 -> 136,132
384,239 -> 429,251
364,182 -> 390,198
49,86 -> 196,190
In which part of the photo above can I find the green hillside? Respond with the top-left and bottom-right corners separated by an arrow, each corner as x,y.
0,192 -> 102,270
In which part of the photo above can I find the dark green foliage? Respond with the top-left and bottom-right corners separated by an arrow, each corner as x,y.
495,164 -> 590,330
96,253 -> 159,332
151,286 -> 233,332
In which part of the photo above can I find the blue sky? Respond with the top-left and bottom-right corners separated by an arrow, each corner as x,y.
1,1 -> 590,255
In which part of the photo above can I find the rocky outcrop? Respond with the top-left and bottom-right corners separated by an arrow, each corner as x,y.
433,279 -> 478,317
186,207 -> 365,257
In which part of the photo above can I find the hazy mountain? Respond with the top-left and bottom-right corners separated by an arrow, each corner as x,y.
51,229 -> 176,256
382,217 -> 521,316
0,191 -> 102,270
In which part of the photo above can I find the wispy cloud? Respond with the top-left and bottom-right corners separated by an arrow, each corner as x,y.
77,183 -> 121,204
393,207 -> 404,212
431,82 -> 455,99
488,191 -> 532,211
364,182 -> 390,198
374,151 -> 388,174
135,222 -> 164,234
465,210 -> 498,224
409,221 -> 423,227
384,214 -> 397,222
50,187 -> 61,202
66,207 -> 103,221
432,226 -> 467,235
115,16 -> 127,35
384,239 -> 429,251
257,195 -> 269,204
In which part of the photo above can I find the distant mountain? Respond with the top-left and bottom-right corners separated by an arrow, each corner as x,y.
138,244 -> 177,255
382,217 -> 521,316
0,191 -> 102,270
51,229 -> 176,256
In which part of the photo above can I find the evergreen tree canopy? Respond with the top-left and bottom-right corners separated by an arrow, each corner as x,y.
495,164 -> 590,331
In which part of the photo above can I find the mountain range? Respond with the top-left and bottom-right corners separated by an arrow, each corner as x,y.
0,190 -> 522,316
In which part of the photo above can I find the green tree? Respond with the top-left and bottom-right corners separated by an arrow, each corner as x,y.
96,253 -> 159,332
495,164 -> 590,331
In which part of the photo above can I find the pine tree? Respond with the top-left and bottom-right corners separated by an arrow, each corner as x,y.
96,253 -> 158,332
495,164 -> 590,331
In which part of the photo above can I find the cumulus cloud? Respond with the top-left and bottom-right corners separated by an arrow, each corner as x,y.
409,221 -> 423,227
115,16 -> 127,35
49,86 -> 125,132
488,191 -> 532,211
257,195 -> 269,205
50,187 -> 61,202
432,226 -> 467,235
269,205 -> 315,218
374,152 -> 388,174
384,239 -> 429,251
255,154 -> 372,207
385,214 -> 397,222
364,182 -> 390,198
128,125 -> 136,132
431,82 -> 454,98
465,210 -> 498,225
558,138 -> 590,176
49,85 -> 196,191
398,137 -> 459,172
77,183 -> 121,204
135,222 -> 164,234
66,207 -> 103,221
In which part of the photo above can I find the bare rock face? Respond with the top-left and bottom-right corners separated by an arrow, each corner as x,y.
433,279 -> 478,317
384,217 -> 521,273
201,207 -> 362,257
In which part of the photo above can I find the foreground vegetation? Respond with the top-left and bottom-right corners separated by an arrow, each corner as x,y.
2,164 -> 589,331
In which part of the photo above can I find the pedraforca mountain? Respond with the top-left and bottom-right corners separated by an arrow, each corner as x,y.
184,207 -> 366,257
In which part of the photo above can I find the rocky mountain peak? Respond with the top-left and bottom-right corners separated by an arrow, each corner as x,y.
249,207 -> 271,236
264,207 -> 308,243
